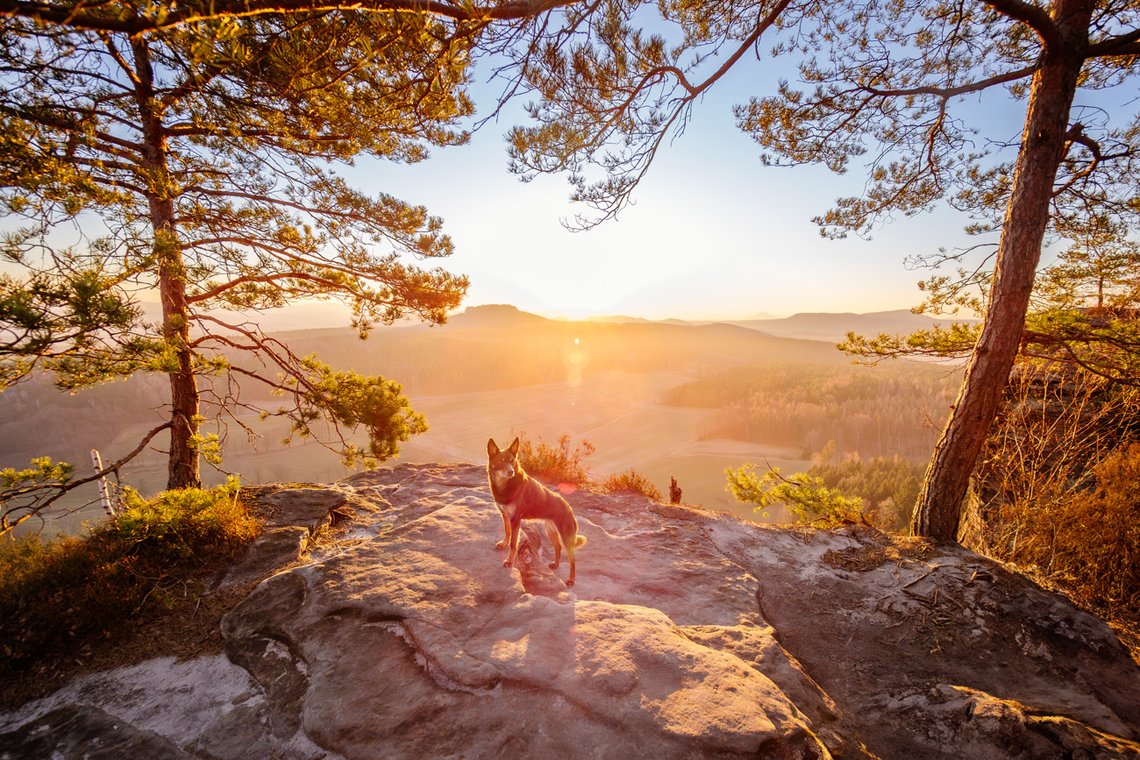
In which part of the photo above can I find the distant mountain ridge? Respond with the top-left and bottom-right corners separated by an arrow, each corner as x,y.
444,304 -> 975,345
270,303 -> 851,398
0,302 -> 850,471
445,303 -> 551,328
729,309 -> 977,343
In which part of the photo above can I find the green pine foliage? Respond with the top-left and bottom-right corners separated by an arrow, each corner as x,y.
1,6 -> 474,497
808,452 -> 925,532
844,214 -> 1140,382
0,457 -> 74,536
502,0 -> 1138,542
726,463 -> 864,527
280,356 -> 429,466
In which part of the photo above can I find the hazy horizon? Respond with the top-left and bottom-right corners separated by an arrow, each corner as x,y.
127,293 -> 945,335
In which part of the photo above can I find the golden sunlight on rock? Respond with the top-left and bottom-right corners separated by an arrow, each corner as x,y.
491,633 -> 531,662
3,465 -> 1138,758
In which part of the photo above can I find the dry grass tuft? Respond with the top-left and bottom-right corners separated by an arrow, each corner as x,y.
988,443 -> 1139,634
517,432 -> 596,486
599,469 -> 663,501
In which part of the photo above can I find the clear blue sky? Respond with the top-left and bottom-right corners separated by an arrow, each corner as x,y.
344,54 -> 1031,322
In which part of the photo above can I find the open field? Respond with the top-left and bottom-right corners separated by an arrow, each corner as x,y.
397,371 -> 810,521
24,370 -> 807,535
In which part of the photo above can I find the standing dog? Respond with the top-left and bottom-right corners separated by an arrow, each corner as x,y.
487,437 -> 587,586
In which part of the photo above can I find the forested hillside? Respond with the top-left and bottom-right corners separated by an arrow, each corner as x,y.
0,375 -> 168,465
730,310 -> 976,343
268,306 -> 849,396
664,362 -> 962,459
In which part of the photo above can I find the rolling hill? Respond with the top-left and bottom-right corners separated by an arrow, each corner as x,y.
729,309 -> 976,343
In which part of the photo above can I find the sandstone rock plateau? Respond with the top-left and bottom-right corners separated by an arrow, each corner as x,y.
2,463 -> 1138,758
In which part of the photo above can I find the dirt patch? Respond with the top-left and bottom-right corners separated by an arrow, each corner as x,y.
822,528 -> 939,572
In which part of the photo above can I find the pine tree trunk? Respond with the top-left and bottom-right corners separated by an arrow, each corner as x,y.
912,2 -> 1091,541
133,38 -> 202,490
157,226 -> 201,490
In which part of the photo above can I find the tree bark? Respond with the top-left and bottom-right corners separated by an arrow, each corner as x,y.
156,225 -> 201,490
132,37 -> 202,490
912,0 -> 1091,541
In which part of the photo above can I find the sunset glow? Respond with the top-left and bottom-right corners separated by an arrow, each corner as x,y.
2,0 -> 1138,754
564,337 -> 586,387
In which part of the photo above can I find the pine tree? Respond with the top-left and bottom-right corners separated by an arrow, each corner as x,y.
504,0 -> 1140,540
1,8 -> 482,530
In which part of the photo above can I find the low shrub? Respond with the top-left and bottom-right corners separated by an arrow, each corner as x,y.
0,478 -> 259,682
110,477 -> 260,562
517,433 -> 596,486
600,469 -> 663,500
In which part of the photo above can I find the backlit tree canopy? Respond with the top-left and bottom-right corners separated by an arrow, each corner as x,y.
0,0 -> 578,32
843,211 -> 1140,384
504,0 -> 1139,540
0,7 -> 491,530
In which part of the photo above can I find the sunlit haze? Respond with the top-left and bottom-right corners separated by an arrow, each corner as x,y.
337,64 -> 1014,325
0,56 -> 1033,327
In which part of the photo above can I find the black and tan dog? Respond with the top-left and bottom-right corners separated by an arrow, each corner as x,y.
487,437 -> 587,586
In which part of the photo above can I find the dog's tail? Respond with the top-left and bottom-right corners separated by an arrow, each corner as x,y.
575,534 -> 588,548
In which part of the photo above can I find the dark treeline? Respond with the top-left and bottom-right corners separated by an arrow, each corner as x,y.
665,362 -> 962,459
808,450 -> 926,532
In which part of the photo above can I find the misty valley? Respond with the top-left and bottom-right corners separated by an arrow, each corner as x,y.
0,305 -> 961,534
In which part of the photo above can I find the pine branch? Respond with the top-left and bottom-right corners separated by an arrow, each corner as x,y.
0,0 -> 580,35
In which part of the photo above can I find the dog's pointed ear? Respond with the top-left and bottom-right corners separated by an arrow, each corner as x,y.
487,438 -> 500,456
507,437 -> 520,456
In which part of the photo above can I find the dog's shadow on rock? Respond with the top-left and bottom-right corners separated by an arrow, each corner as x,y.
511,522 -> 574,598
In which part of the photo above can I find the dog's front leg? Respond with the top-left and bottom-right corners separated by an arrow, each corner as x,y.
495,507 -> 511,550
503,519 -> 522,568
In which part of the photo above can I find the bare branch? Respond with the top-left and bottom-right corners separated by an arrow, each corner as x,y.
0,421 -> 171,539
860,64 -> 1035,99
1086,28 -> 1140,58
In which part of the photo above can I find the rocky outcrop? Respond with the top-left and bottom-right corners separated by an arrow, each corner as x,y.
2,463 -> 1138,758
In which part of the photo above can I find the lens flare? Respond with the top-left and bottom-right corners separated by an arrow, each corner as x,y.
565,337 -> 586,387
